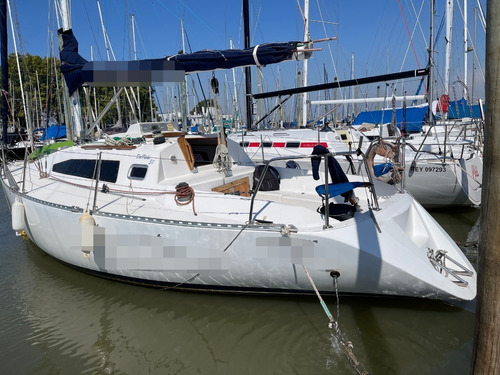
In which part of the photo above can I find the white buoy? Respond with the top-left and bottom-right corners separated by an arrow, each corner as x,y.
12,199 -> 25,234
79,211 -> 96,257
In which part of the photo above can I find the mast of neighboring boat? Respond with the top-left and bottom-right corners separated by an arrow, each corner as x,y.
0,0 -> 7,147
471,6 -> 476,104
180,18 -> 188,131
96,0 -> 125,125
256,64 -> 263,128
426,0 -> 435,126
7,0 -> 34,149
131,13 -> 142,122
52,35 -> 64,124
463,0 -> 469,99
242,0 -> 252,130
130,13 -> 154,122
229,39 -> 240,131
301,0 -> 310,128
444,0 -> 454,95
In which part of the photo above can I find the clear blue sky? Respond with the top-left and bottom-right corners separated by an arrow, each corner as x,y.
8,0 -> 487,116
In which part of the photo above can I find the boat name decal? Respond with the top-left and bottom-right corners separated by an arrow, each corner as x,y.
409,166 -> 447,173
136,154 -> 155,164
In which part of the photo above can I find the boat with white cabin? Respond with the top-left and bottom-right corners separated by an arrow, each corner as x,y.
1,120 -> 476,300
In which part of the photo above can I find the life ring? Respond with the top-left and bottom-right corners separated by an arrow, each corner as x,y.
365,139 -> 403,184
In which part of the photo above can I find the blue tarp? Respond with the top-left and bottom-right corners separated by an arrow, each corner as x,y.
40,125 -> 67,141
352,105 -> 429,132
448,98 -> 482,119
59,29 -> 301,95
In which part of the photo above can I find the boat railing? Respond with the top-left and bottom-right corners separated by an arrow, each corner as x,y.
409,120 -> 482,163
248,147 -> 379,228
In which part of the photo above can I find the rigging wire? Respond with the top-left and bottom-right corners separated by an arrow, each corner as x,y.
397,0 -> 421,68
454,0 -> 485,84
80,0 -> 103,59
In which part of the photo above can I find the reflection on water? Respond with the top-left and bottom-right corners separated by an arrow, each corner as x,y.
0,199 -> 477,374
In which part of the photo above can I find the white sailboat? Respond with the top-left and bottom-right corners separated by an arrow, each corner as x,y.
233,0 -> 483,209
1,120 -> 476,300
0,1 -> 476,301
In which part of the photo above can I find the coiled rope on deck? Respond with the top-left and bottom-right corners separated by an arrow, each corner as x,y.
174,182 -> 197,216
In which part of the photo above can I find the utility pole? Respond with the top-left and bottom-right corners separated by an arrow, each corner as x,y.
470,0 -> 500,373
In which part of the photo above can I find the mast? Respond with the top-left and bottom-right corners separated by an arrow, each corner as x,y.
351,52 -> 355,120
301,0 -> 310,127
229,39 -> 240,130
180,18 -> 187,131
464,0 -> 468,98
131,13 -> 142,121
58,0 -> 83,141
97,0 -> 129,125
472,6 -> 476,103
1,0 -> 7,145
444,0 -> 454,95
256,66 -> 263,128
6,0 -> 34,148
243,0 -> 252,129
426,0 -> 435,125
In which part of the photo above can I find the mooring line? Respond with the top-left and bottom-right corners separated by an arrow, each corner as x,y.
302,265 -> 370,375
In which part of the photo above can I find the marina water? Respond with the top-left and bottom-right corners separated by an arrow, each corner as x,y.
0,196 -> 479,374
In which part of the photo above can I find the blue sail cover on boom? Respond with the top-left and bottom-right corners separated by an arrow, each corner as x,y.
59,29 -> 301,95
352,105 -> 428,132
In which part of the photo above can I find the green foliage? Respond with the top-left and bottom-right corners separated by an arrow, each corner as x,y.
190,98 -> 214,115
1,53 -> 158,130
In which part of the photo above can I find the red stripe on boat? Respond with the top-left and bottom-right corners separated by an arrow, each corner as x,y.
299,142 -> 328,148
248,142 -> 260,147
272,142 -> 286,147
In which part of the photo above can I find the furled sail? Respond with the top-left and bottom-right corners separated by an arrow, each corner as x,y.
59,29 -> 305,95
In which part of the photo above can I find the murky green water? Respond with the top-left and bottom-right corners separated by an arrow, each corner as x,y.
0,196 -> 479,374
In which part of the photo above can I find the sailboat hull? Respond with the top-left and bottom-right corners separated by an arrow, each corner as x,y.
1,174 -> 475,301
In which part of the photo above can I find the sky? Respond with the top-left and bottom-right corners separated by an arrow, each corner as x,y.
6,0 -> 487,119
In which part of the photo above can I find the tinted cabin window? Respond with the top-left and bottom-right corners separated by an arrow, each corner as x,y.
129,165 -> 148,180
52,159 -> 120,183
185,137 -> 219,167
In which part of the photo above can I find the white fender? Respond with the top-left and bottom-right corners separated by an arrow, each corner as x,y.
12,199 -> 25,233
79,211 -> 96,257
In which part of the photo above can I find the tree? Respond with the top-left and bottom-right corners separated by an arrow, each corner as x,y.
1,53 -> 159,131
191,99 -> 214,115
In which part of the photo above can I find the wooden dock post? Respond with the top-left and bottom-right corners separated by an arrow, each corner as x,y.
470,1 -> 500,373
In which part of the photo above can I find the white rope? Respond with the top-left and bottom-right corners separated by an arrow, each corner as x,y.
213,143 -> 231,174
104,135 -> 134,146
